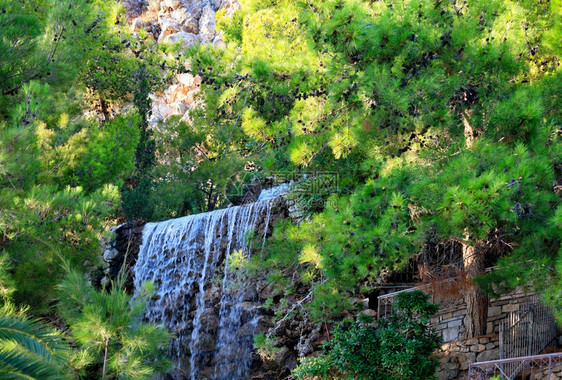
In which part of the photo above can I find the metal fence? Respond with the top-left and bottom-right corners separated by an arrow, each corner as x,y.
377,277 -> 465,319
496,296 -> 558,379
468,352 -> 562,380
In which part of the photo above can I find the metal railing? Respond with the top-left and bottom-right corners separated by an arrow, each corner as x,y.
377,277 -> 465,319
497,296 -> 558,379
468,352 -> 562,380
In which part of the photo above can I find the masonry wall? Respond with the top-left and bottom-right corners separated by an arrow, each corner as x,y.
436,335 -> 500,380
431,289 -> 541,380
530,362 -> 562,380
486,289 -> 534,335
429,288 -> 534,344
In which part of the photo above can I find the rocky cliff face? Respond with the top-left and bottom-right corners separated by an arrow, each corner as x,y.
122,0 -> 239,126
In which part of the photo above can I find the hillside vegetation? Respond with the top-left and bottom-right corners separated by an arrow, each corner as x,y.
0,0 -> 560,378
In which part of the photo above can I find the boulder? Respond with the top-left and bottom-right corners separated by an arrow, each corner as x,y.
162,32 -> 200,49
157,16 -> 184,42
172,7 -> 200,34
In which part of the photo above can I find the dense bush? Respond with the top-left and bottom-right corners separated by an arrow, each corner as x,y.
293,291 -> 441,380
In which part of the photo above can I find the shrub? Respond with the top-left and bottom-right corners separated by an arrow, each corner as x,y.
293,290 -> 441,380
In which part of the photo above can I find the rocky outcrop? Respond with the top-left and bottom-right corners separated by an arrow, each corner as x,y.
96,220 -> 145,292
123,0 -> 239,125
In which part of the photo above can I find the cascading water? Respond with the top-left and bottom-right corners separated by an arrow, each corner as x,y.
133,197 -> 280,379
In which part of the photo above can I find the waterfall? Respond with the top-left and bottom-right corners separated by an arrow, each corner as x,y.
132,198 -> 278,379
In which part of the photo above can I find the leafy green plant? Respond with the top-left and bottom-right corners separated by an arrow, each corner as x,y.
0,257 -> 72,379
254,333 -> 281,360
57,264 -> 172,379
0,306 -> 72,379
293,290 -> 441,380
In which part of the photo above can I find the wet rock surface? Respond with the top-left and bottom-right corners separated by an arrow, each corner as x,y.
97,182 -> 321,379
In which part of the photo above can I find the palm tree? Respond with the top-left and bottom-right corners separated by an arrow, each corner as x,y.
0,307 -> 72,379
0,253 -> 71,379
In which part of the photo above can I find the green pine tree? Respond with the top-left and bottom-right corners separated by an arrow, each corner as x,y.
57,264 -> 172,379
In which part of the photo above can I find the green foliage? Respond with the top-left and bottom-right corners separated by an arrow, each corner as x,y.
208,0 -> 561,320
1,82 -> 123,312
253,333 -> 281,360
57,264 -> 172,379
0,0 -> 559,371
0,305 -> 72,379
293,291 -> 441,380
0,253 -> 15,303
38,113 -> 141,192
0,0 -> 93,98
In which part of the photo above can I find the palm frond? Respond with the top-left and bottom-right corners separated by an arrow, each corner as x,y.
0,346 -> 70,380
0,315 -> 71,366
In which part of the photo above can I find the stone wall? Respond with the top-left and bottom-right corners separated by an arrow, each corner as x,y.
95,220 -> 145,292
428,288 -> 535,344
430,289 -> 554,380
530,362 -> 562,380
486,288 -> 534,335
431,307 -> 468,343
436,335 -> 500,380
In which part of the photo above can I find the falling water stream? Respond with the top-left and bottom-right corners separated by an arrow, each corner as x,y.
133,195 -> 281,379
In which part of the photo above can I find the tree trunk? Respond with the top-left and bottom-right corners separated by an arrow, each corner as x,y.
100,98 -> 110,121
462,109 -> 475,149
102,337 -> 109,379
462,236 -> 488,338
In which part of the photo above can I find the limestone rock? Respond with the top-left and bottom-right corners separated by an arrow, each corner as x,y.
177,73 -> 196,87
199,5 -> 216,44
457,352 -> 476,370
172,6 -> 200,33
296,325 -> 321,357
157,16 -> 184,42
103,248 -> 119,262
123,0 -> 146,17
361,309 -> 377,318
470,344 -> 486,352
147,0 -> 161,13
213,34 -> 226,49
161,0 -> 183,11
476,348 -> 499,362
162,31 -> 200,49
132,18 -> 148,31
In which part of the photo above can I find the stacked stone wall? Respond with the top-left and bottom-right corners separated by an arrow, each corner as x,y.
427,288 -> 535,344
436,335 -> 500,380
431,308 -> 468,343
531,362 -> 562,380
430,288 -> 560,380
486,289 -> 534,335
